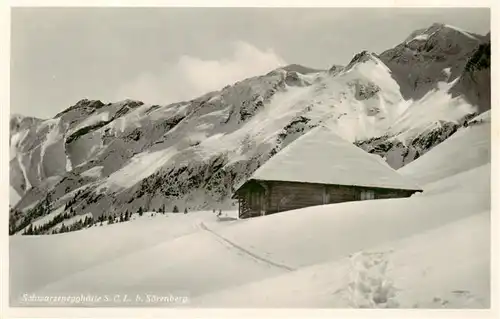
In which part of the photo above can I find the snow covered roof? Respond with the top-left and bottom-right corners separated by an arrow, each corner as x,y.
241,126 -> 422,191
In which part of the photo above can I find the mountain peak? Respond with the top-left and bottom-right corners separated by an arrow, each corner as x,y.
406,22 -> 481,44
277,64 -> 324,75
54,99 -> 106,118
379,21 -> 486,101
431,22 -> 446,28
75,98 -> 105,108
345,51 -> 381,69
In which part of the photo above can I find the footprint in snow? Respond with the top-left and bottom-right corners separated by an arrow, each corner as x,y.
346,250 -> 398,308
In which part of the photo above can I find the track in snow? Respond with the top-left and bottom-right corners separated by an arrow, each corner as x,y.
199,221 -> 296,271
346,250 -> 399,308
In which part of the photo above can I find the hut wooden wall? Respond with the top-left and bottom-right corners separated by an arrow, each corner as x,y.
265,181 -> 324,214
264,181 -> 418,215
237,180 -> 419,218
325,184 -> 415,203
325,184 -> 359,204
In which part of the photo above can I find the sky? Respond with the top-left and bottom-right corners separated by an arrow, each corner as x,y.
11,7 -> 490,118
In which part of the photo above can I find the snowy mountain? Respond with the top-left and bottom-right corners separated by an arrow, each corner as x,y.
10,114 -> 490,307
357,24 -> 490,169
9,23 -> 490,236
379,23 -> 487,100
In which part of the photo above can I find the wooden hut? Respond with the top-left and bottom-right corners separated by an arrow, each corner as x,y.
233,126 -> 422,219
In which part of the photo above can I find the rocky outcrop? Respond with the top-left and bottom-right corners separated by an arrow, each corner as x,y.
355,113 -> 479,169
450,40 -> 491,113
379,23 -> 485,100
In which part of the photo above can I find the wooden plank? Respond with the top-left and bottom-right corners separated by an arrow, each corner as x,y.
267,182 -> 272,215
268,181 -> 324,212
238,198 -> 241,218
238,186 -> 268,218
243,180 -> 419,217
322,185 -> 330,204
262,192 -> 266,214
327,184 -> 358,204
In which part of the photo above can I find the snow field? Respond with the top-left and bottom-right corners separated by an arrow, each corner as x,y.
10,157 -> 489,307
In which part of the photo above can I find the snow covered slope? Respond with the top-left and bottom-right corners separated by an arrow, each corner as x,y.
10,117 -> 490,307
10,186 -> 21,207
353,23 -> 490,169
193,212 -> 489,308
10,23 -> 490,236
355,88 -> 483,170
398,111 -> 490,185
11,54 -> 410,224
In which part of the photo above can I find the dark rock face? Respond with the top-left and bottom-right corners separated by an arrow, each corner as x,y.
277,115 -> 317,147
328,65 -> 344,74
239,95 -> 266,122
464,42 -> 490,72
66,119 -> 112,144
351,80 -> 381,100
379,24 -> 485,100
349,51 -> 376,65
355,113 -> 478,169
284,71 -> 313,87
54,99 -> 105,118
344,51 -> 380,72
449,41 -> 491,113
284,71 -> 301,85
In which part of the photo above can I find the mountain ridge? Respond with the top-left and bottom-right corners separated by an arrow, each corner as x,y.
9,22 -> 491,235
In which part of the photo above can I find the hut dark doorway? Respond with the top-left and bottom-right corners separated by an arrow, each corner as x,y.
237,180 -> 266,219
